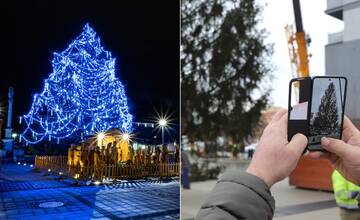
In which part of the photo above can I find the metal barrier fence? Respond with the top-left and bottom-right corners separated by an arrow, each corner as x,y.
34,155 -> 179,180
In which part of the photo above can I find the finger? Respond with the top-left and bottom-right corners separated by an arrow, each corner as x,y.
279,111 -> 288,126
307,151 -> 330,160
287,133 -> 308,156
307,151 -> 340,167
343,115 -> 358,132
321,137 -> 352,158
342,116 -> 360,142
270,109 -> 287,123
328,153 -> 340,165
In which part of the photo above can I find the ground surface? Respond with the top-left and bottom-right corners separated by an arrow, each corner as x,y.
0,162 -> 179,220
181,160 -> 339,220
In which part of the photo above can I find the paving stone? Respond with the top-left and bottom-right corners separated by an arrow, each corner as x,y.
0,162 -> 180,219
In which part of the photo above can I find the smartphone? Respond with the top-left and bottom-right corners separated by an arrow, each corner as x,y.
288,76 -> 347,151
307,76 -> 347,151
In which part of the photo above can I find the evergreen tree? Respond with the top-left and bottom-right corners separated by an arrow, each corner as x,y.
21,24 -> 133,144
181,0 -> 272,143
311,82 -> 339,135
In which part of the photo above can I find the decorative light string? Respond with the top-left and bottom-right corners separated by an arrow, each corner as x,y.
21,23 -> 133,144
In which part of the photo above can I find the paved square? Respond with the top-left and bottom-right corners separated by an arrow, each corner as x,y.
181,163 -> 338,220
0,163 -> 179,219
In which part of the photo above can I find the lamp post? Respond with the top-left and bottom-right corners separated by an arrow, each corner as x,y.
3,87 -> 15,153
158,118 -> 167,145
11,132 -> 18,161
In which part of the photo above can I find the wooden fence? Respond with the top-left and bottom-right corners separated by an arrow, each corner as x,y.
34,155 -> 179,180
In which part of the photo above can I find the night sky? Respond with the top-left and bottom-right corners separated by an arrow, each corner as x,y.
0,0 -> 179,133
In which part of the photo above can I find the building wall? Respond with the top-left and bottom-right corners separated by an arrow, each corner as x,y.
326,0 -> 360,124
325,39 -> 360,123
343,2 -> 360,41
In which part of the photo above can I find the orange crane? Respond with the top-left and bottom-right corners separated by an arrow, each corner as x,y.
285,0 -> 311,79
286,0 -> 334,191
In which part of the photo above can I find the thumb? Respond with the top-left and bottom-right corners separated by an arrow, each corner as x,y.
321,137 -> 351,158
287,133 -> 308,156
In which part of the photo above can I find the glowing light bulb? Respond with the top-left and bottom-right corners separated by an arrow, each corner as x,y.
122,133 -> 129,141
158,119 -> 167,127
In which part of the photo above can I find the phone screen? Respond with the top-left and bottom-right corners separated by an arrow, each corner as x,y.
308,77 -> 346,150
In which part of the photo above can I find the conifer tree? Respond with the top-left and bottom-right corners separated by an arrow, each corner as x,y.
181,0 -> 272,142
311,82 -> 339,135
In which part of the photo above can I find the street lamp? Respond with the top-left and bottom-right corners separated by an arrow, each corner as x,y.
158,118 -> 167,144
159,118 -> 167,127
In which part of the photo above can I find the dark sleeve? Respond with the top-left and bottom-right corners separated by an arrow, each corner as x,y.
196,171 -> 275,220
357,193 -> 360,208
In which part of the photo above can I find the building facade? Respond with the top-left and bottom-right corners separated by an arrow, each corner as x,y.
325,0 -> 360,125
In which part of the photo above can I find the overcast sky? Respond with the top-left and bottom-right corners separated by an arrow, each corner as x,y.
260,0 -> 343,107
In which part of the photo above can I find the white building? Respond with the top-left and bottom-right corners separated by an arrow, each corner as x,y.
325,0 -> 360,125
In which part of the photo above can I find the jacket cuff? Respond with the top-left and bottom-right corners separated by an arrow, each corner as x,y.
218,170 -> 275,213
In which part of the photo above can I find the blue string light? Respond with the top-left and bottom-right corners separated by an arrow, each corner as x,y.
21,23 -> 133,144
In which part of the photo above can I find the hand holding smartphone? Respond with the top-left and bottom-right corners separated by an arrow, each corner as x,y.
288,76 -> 347,151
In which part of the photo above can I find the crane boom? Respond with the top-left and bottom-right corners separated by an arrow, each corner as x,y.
285,0 -> 310,78
293,0 -> 309,77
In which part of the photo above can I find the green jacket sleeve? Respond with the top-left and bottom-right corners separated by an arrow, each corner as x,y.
196,171 -> 275,220
332,171 -> 350,202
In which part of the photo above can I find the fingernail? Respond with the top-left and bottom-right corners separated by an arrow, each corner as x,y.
321,137 -> 330,146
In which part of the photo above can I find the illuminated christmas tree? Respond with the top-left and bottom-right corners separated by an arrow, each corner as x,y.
21,23 -> 133,144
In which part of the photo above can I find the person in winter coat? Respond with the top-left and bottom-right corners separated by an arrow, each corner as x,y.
145,146 -> 153,166
94,146 -> 103,180
175,145 -> 180,163
111,141 -> 118,165
181,148 -> 191,189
